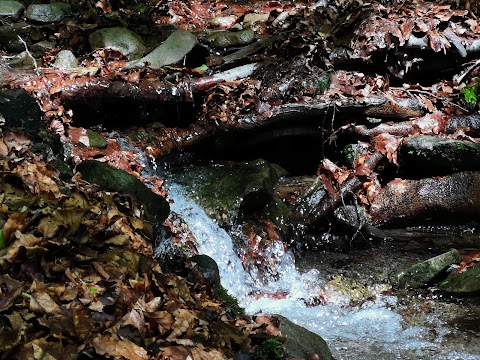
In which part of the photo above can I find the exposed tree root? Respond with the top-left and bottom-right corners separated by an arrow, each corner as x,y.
369,171 -> 480,225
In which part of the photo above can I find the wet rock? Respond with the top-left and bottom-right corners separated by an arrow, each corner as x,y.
440,264 -> 480,294
204,29 -> 256,49
399,135 -> 480,175
334,205 -> 369,230
31,40 -> 55,58
88,27 -> 146,60
25,3 -> 65,23
188,255 -> 221,287
53,49 -> 78,69
76,161 -> 169,223
274,176 -> 326,219
391,249 -> 461,289
188,255 -> 244,318
0,22 -> 30,52
274,315 -> 334,360
324,275 -> 376,305
0,1 -> 25,21
172,159 -> 286,226
125,29 -> 196,70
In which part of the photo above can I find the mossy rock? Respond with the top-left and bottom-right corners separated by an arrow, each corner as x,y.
188,255 -> 244,318
172,159 -> 287,226
391,249 -> 461,289
86,129 -> 107,149
275,315 -> 334,360
399,136 -> 480,175
76,161 -> 169,223
440,263 -> 480,294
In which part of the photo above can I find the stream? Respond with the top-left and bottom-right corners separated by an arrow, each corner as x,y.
161,172 -> 480,360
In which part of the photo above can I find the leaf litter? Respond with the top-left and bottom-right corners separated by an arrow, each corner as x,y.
0,138 -> 283,359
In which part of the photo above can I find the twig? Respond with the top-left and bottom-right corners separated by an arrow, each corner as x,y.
17,35 -> 39,76
453,59 -> 480,85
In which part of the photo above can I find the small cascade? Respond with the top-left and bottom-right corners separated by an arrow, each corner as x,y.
164,179 -> 256,301
113,141 -> 479,360
158,168 -> 480,360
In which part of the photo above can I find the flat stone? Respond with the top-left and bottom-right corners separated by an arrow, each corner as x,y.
124,29 -> 196,70
26,3 -> 65,23
88,27 -> 146,60
53,49 -> 78,69
31,40 -> 55,57
0,1 -> 25,21
391,249 -> 462,289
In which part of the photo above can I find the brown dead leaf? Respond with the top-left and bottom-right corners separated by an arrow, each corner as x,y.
0,312 -> 26,352
29,291 -> 61,316
92,334 -> 149,360
160,345 -> 224,360
12,162 -> 63,200
0,275 -> 24,312
0,231 -> 45,269
2,211 -> 30,245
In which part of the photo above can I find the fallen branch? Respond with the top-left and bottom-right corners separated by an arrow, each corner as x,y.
348,112 -> 447,138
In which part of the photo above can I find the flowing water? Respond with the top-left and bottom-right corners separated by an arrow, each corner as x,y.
160,173 -> 480,360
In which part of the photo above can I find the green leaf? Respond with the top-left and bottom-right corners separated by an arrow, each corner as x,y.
0,229 -> 4,249
461,85 -> 479,105
193,64 -> 208,73
88,287 -> 97,295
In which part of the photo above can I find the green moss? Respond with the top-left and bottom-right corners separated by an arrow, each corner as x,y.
256,338 -> 284,359
214,284 -> 245,319
86,129 -> 108,149
76,160 -> 170,223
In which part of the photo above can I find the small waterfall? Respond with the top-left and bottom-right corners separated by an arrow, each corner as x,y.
164,180 -> 256,301
156,166 -> 480,360
117,139 -> 479,359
